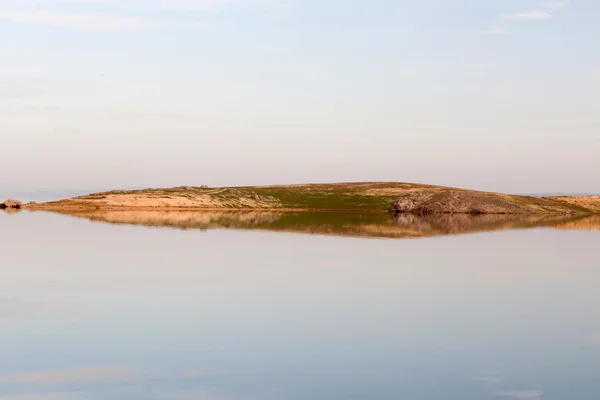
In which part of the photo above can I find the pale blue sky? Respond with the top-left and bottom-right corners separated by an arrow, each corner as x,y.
1,0 -> 598,194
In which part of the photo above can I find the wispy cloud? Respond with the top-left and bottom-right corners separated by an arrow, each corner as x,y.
504,11 -> 552,20
0,366 -> 143,384
497,390 -> 544,400
0,0 -> 242,11
0,0 -> 244,30
504,0 -> 570,20
543,1 -> 571,13
0,367 -> 229,386
0,9 -> 159,30
482,0 -> 569,35
151,0 -> 245,12
480,27 -> 511,35
0,393 -> 89,400
468,370 -> 503,384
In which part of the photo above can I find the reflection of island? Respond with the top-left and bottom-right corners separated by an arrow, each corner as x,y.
40,210 -> 600,239
1,208 -> 22,215
551,214 -> 600,231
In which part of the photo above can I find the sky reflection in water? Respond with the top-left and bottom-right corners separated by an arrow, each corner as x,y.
0,211 -> 599,400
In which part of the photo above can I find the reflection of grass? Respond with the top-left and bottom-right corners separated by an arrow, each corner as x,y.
49,211 -> 600,239
272,212 -> 390,228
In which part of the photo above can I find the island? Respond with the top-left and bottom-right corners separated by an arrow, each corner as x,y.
19,182 -> 600,214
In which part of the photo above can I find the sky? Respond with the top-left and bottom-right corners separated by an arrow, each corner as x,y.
1,0 -> 599,195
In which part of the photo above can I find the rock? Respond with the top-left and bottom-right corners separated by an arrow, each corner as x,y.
251,194 -> 280,203
389,198 -> 417,213
389,194 -> 435,215
388,190 -> 537,215
1,199 -> 23,209
174,185 -> 209,190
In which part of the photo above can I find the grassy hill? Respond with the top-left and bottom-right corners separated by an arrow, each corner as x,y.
23,182 -> 600,214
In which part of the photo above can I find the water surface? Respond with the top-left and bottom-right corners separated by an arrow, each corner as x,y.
1,210 -> 599,400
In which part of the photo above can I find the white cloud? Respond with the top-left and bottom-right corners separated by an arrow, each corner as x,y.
152,0 -> 245,11
469,370 -> 503,384
504,11 -> 552,20
0,9 -> 160,30
503,0 -> 569,21
480,27 -> 511,35
482,0 -> 569,35
0,393 -> 89,400
543,1 -> 570,13
2,0 -> 243,12
0,366 -> 144,384
497,390 -> 544,400
0,0 -> 244,29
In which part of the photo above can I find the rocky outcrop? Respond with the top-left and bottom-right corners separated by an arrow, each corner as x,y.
1,199 -> 23,209
173,185 -> 209,190
389,195 -> 433,214
389,192 -> 490,214
251,194 -> 280,203
388,190 -> 577,215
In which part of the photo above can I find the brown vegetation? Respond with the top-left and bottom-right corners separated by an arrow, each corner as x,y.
551,196 -> 600,213
22,183 -> 600,214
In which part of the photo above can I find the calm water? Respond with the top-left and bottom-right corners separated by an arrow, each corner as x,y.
1,210 -> 600,400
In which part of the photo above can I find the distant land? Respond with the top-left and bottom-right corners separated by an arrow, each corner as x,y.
523,192 -> 600,197
18,182 -> 600,215
0,187 -> 143,204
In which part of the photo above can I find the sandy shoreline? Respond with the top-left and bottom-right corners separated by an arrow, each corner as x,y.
24,205 -> 391,213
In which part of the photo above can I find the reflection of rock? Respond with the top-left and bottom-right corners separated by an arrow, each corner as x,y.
552,215 -> 600,231
35,210 -> 600,239
1,199 -> 22,209
391,213 -> 595,236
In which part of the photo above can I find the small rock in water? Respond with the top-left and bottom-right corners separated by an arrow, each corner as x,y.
1,199 -> 23,209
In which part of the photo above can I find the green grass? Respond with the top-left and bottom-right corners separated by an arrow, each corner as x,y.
34,182 -> 598,214
248,187 -> 395,210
